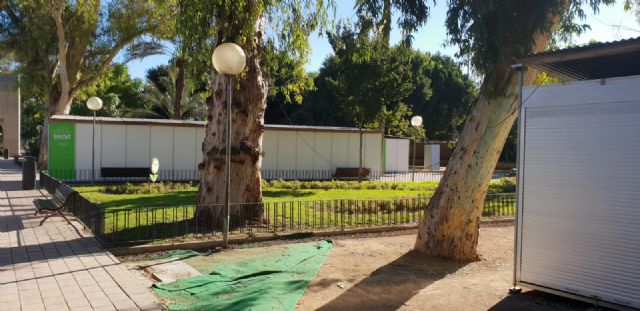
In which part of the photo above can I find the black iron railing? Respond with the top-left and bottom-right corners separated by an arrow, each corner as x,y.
46,169 -> 513,183
39,171 -> 516,247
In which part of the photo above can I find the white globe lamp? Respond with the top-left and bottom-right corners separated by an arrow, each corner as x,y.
410,115 -> 423,127
212,43 -> 246,75
86,97 -> 103,111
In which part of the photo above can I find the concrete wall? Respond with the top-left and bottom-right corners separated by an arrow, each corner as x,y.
0,76 -> 20,156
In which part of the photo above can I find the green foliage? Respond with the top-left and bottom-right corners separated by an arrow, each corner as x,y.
406,52 -> 476,141
445,0 -> 615,76
69,64 -> 145,117
487,178 -> 516,194
127,66 -> 207,120
103,182 -> 195,195
326,24 -> 415,130
1,0 -> 173,114
533,71 -> 563,85
266,179 -> 438,191
624,0 -> 640,22
355,0 -> 431,43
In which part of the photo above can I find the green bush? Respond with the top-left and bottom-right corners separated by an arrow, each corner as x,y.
487,178 -> 516,194
265,179 -> 434,191
103,181 -> 195,195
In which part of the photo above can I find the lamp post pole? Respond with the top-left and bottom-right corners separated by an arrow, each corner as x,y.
412,139 -> 417,182
223,76 -> 232,248
92,110 -> 96,184
212,42 -> 246,249
410,115 -> 423,182
86,97 -> 102,184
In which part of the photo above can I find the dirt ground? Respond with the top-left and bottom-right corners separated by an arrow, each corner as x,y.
296,225 -> 598,311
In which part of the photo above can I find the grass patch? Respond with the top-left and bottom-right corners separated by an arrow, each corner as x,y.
75,181 -> 440,209
72,180 -> 515,245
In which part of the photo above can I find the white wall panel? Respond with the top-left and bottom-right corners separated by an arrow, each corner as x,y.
173,127 -> 197,170
423,144 -> 440,170
313,132 -> 332,170
195,127 -> 205,167
150,126 -> 175,172
75,123 -> 101,172
331,133 -> 349,168
262,130 -> 278,170
276,131 -> 297,170
126,125 -> 150,167
518,76 -> 640,309
101,124 -> 126,167
385,138 -> 409,171
296,131 -> 315,170
347,133 -> 360,167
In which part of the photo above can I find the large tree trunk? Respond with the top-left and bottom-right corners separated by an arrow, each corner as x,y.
414,18 -> 560,261
38,90 -> 73,169
173,57 -> 186,119
196,17 -> 267,228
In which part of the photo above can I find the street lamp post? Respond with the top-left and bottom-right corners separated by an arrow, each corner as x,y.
86,97 -> 103,184
212,42 -> 246,248
410,115 -> 423,182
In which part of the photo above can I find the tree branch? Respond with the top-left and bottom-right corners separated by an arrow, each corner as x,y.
72,25 -> 156,92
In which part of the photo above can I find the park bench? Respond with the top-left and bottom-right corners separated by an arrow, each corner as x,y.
333,167 -> 371,180
33,183 -> 78,226
101,167 -> 150,178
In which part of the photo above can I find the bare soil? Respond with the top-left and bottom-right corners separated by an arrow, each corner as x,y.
296,225 -> 599,311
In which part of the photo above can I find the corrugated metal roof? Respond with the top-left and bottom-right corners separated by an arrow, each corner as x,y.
49,115 -> 382,133
516,37 -> 640,81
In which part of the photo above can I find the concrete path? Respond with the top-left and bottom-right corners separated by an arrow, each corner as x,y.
0,160 -> 163,311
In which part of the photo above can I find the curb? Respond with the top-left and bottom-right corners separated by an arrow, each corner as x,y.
109,218 -> 515,256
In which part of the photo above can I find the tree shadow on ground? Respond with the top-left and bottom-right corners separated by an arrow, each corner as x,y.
489,290 -> 607,311
316,251 -> 468,311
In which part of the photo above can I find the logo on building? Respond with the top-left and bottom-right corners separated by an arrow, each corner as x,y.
52,127 -> 73,146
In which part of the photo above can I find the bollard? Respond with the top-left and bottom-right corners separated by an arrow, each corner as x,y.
22,156 -> 36,190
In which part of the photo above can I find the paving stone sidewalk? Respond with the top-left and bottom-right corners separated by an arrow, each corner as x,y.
0,160 -> 163,311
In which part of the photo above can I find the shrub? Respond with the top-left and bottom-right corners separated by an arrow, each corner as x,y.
487,178 -> 516,194
103,181 -> 195,195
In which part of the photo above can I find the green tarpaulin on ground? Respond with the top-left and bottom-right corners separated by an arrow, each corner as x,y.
153,240 -> 333,311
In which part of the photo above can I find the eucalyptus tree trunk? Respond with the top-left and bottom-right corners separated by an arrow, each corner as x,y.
196,18 -> 267,227
173,57 -> 186,119
414,22 -> 558,261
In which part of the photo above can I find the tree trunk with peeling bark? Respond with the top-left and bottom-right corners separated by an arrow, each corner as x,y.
196,17 -> 267,227
414,20 -> 560,261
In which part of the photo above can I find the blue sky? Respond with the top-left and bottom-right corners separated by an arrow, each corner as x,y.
126,2 -> 639,80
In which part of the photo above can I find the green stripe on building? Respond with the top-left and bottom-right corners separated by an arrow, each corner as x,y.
48,122 -> 76,179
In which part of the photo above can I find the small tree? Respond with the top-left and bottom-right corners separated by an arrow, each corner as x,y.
327,26 -> 415,180
1,0 -> 173,167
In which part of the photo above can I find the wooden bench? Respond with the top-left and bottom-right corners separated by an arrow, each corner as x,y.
33,183 -> 78,226
333,167 -> 371,180
101,167 -> 150,178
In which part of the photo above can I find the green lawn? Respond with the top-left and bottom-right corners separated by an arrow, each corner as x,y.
71,181 -> 514,245
74,181 -> 440,209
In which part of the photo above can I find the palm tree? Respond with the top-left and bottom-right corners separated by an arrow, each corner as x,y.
127,69 -> 206,120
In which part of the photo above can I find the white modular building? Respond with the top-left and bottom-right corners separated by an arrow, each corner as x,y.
47,115 -> 384,180
513,38 -> 640,310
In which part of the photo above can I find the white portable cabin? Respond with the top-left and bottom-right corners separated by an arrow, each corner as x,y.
47,115 -> 384,181
513,38 -> 640,310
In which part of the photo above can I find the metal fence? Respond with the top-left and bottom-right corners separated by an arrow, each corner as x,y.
48,169 -> 513,183
39,172 -> 516,247
40,172 -> 105,235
